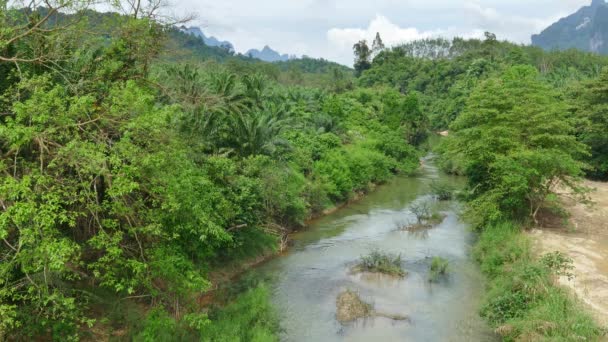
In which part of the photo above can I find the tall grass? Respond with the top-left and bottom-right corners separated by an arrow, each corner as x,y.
428,257 -> 449,282
357,250 -> 406,277
200,284 -> 279,342
124,284 -> 278,342
474,222 -> 603,341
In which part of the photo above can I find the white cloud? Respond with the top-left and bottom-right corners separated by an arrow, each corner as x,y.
171,0 -> 594,66
326,15 -> 484,65
328,15 -> 436,49
462,1 -> 565,43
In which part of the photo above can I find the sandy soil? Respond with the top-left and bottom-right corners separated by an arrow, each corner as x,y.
530,180 -> 608,327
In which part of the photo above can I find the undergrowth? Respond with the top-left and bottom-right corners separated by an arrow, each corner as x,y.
119,284 -> 278,342
474,222 -> 604,341
199,284 -> 279,342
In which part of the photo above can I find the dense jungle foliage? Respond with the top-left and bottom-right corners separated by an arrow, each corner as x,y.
2,0 -> 608,340
0,2 -> 421,340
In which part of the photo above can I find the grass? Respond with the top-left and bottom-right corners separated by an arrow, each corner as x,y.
474,221 -> 604,341
102,283 -> 279,342
357,250 -> 406,277
199,284 -> 279,342
428,257 -> 449,282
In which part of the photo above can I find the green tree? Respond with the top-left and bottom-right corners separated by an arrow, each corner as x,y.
443,65 -> 588,227
228,104 -> 290,157
372,32 -> 385,59
353,40 -> 372,77
575,67 -> 608,180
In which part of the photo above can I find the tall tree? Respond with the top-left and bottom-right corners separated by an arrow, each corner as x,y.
575,67 -> 608,180
353,40 -> 372,77
372,32 -> 385,58
443,65 -> 588,227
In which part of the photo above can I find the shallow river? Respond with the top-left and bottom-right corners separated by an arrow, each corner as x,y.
247,155 -> 498,341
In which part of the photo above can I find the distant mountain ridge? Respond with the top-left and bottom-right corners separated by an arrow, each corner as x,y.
246,45 -> 292,62
180,26 -> 295,62
532,0 -> 608,54
180,26 -> 235,53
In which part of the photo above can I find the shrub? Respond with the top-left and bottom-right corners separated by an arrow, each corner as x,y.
134,307 -> 179,342
429,181 -> 455,201
314,151 -> 353,201
429,257 -> 449,282
410,201 -> 433,224
199,285 -> 279,342
357,250 -> 406,277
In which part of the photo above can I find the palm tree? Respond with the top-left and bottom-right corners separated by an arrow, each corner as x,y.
242,73 -> 267,107
229,102 -> 291,157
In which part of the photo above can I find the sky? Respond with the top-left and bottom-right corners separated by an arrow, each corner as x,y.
173,0 -> 594,66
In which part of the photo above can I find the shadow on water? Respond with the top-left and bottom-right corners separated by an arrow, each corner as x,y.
242,154 -> 498,341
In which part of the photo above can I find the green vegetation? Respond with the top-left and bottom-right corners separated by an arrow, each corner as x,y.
428,257 -> 449,283
357,250 -> 406,277
361,36 -> 608,128
573,67 -> 608,180
474,222 -> 602,341
199,285 -> 279,342
430,181 -> 455,201
3,0 -> 608,339
422,36 -> 606,340
440,65 -> 588,228
0,2 -> 422,339
410,201 -> 433,224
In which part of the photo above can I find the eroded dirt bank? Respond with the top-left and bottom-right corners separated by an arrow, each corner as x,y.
531,180 -> 608,327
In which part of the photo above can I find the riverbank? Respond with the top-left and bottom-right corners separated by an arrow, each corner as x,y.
475,221 -> 604,340
530,180 -> 608,328
201,181 -> 386,297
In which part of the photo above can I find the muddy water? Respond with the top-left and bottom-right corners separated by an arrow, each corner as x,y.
248,156 -> 497,341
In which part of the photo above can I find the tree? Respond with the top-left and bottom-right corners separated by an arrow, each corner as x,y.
410,201 -> 432,224
372,32 -> 385,58
443,65 -> 588,227
0,1 -> 90,70
353,40 -> 372,77
229,103 -> 290,157
575,67 -> 608,180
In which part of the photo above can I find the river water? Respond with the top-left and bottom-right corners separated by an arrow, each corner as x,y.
246,155 -> 498,341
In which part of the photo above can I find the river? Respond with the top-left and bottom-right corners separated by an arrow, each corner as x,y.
243,154 -> 498,341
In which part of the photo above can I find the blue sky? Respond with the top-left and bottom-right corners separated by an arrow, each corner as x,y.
175,0 -> 595,65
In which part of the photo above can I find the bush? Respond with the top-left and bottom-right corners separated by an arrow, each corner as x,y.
429,181 -> 455,201
410,201 -> 433,224
345,145 -> 394,190
357,250 -> 406,277
428,257 -> 449,282
134,307 -> 179,342
314,151 -> 353,201
199,285 -> 279,342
